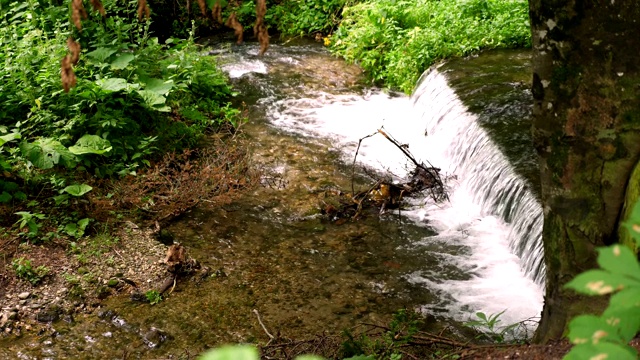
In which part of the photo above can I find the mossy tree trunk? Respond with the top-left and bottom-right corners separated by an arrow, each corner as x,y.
529,0 -> 640,342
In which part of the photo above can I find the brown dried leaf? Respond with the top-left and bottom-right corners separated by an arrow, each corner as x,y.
137,0 -> 150,20
211,1 -> 222,24
71,0 -> 88,30
254,0 -> 266,36
89,0 -> 106,16
254,0 -> 269,55
196,0 -> 207,16
61,56 -> 77,93
225,13 -> 243,45
67,37 -> 81,65
257,25 -> 269,56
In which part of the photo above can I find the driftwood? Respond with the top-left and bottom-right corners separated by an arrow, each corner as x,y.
325,128 -> 448,221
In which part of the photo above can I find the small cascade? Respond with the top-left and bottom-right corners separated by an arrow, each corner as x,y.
413,68 -> 545,284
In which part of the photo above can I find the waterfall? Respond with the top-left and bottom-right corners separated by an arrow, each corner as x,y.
218,43 -> 543,323
412,68 -> 545,284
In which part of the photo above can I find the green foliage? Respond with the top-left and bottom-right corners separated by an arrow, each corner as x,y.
563,200 -> 640,359
14,211 -> 46,238
330,0 -> 531,93
270,0 -> 348,37
12,257 -> 49,285
145,290 -> 163,305
463,310 -> 519,343
198,344 -> 366,360
341,309 -> 419,359
0,0 -> 242,237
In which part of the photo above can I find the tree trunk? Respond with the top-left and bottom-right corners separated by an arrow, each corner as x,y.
529,0 -> 640,342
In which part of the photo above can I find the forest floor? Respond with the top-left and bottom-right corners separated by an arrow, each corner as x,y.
0,133 -> 255,338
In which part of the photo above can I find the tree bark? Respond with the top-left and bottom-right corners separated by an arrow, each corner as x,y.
529,0 -> 640,342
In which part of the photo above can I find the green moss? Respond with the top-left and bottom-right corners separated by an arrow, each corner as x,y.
618,159 -> 640,254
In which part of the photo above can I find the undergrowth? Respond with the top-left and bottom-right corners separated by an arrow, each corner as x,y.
330,0 -> 531,93
0,0 -> 244,242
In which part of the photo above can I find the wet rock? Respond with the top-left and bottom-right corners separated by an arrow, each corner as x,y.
142,327 -> 170,348
156,229 -> 175,246
18,292 -> 31,300
36,305 -> 61,323
98,309 -> 116,319
130,292 -> 146,302
0,312 -> 9,328
95,286 -> 111,300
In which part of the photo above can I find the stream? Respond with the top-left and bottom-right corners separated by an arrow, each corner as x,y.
0,39 -> 544,359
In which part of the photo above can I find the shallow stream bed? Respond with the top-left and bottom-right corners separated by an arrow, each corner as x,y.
0,39 -> 542,359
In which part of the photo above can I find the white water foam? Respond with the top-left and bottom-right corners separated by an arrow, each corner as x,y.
264,70 -> 543,327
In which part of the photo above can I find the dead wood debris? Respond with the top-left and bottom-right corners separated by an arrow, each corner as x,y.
258,321 -> 520,360
323,129 -> 448,221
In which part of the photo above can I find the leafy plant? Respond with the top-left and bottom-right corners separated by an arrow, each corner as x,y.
341,309 -> 419,359
331,0 -> 531,93
12,257 -> 49,285
14,211 -> 46,238
64,218 -> 91,238
270,0 -> 347,37
563,200 -> 640,359
464,310 -> 520,343
145,290 -> 163,305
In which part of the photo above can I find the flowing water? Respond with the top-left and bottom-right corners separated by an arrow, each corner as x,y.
0,40 -> 544,358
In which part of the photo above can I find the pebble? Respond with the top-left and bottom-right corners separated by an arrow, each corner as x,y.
18,292 -> 31,300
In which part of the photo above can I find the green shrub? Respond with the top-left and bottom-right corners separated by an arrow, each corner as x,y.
270,0 -> 348,37
12,257 -> 49,285
330,0 -> 531,93
0,0 -> 240,207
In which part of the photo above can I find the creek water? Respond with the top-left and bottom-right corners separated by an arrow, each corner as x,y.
0,40 -> 544,358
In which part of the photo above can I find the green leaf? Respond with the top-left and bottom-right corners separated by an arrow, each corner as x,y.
602,306 -> 640,342
476,312 -> 487,321
13,191 -> 27,201
86,47 -> 117,63
69,135 -> 112,155
110,53 -> 135,70
564,343 -> 637,360
609,287 -> 640,309
63,184 -> 93,197
20,139 -> 77,169
295,356 -> 325,360
597,245 -> 640,279
136,90 -> 166,106
136,90 -> 169,111
78,218 -> 90,231
565,269 -> 640,295
97,78 -> 139,92
64,223 -> 78,236
622,200 -> 640,247
142,78 -> 174,95
0,191 -> 11,203
198,345 -> 259,360
0,132 -> 21,146
566,314 -> 621,345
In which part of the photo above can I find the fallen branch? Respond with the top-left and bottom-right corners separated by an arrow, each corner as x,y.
253,309 -> 275,344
